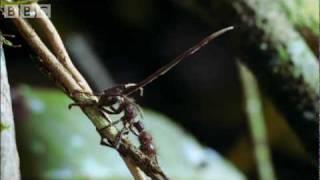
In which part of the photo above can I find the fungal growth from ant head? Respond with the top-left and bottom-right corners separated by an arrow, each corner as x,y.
69,26 -> 233,160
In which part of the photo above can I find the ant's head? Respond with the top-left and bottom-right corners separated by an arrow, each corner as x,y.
103,95 -> 122,106
103,85 -> 126,96
100,85 -> 127,106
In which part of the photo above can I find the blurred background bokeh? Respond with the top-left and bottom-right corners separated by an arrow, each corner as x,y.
1,0 -> 318,179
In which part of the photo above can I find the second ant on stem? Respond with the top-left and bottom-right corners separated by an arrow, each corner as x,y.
69,26 -> 234,160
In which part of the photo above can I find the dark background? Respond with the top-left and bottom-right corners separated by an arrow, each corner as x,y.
1,0 -> 316,179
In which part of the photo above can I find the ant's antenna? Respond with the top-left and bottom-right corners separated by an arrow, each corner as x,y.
125,26 -> 234,96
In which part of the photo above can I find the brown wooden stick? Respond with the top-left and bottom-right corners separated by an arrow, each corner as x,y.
9,5 -> 168,180
32,3 -> 91,92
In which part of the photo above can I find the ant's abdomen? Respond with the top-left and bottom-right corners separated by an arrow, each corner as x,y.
139,131 -> 157,159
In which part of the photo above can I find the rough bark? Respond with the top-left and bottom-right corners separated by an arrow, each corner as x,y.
228,0 -> 318,160
173,0 -> 319,159
9,5 -> 168,179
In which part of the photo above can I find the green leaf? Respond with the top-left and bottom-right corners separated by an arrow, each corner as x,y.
16,86 -> 245,179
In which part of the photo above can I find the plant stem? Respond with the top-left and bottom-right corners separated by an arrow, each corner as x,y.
0,42 -> 21,180
32,3 -> 91,92
9,5 -> 167,180
239,62 -> 276,180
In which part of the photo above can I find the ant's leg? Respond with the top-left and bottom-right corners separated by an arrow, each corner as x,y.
101,104 -> 124,115
100,138 -> 113,148
97,118 -> 125,147
114,128 -> 130,149
98,111 -> 113,124
108,119 -> 122,127
97,115 -> 121,132
100,106 -> 122,114
96,127 -> 114,148
110,106 -> 123,114
100,107 -> 123,124
138,87 -> 144,96
124,83 -> 144,96
100,107 -> 116,114
129,124 -> 140,136
68,100 -> 96,109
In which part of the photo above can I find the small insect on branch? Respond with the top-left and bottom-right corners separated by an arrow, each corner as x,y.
69,26 -> 233,180
69,26 -> 234,170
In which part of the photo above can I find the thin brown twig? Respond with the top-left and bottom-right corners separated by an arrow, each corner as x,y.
9,5 -> 168,180
32,3 -> 91,92
123,157 -> 147,180
10,7 -> 81,92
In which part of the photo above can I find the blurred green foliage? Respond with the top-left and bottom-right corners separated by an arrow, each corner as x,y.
15,86 -> 245,179
279,0 -> 319,36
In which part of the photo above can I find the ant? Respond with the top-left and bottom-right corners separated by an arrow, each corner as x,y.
70,83 -> 157,159
69,26 -> 233,159
135,123 -> 157,162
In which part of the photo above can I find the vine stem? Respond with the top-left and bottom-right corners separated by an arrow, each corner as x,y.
9,4 -> 167,180
239,62 -> 276,180
32,3 -> 91,92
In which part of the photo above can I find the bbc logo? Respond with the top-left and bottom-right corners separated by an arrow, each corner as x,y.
1,4 -> 51,18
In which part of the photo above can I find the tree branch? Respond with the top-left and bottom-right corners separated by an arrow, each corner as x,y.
9,5 -> 168,180
0,43 -> 21,180
32,3 -> 91,92
173,0 -> 318,159
229,0 -> 318,159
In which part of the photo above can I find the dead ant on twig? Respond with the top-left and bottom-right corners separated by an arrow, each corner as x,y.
70,83 -> 157,159
69,26 -> 233,159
